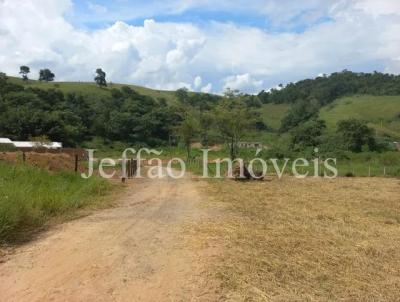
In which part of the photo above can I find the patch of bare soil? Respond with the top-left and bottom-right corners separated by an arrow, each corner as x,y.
0,152 -> 79,172
0,175 -> 220,301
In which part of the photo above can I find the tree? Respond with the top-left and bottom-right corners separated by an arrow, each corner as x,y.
94,68 -> 107,87
214,99 -> 255,160
39,69 -> 55,82
337,119 -> 376,152
199,110 -> 214,148
280,99 -> 320,132
175,110 -> 199,160
290,119 -> 326,150
19,66 -> 30,81
175,88 -> 190,104
0,72 -> 7,83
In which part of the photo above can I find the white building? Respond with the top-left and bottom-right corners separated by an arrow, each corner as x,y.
0,138 -> 62,149
0,138 -> 12,144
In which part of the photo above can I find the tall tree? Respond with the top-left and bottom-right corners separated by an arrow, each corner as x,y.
199,110 -> 214,148
214,98 -> 255,160
94,68 -> 107,87
39,69 -> 55,82
290,119 -> 326,150
175,109 -> 199,160
337,119 -> 376,152
175,88 -> 190,104
19,66 -> 30,81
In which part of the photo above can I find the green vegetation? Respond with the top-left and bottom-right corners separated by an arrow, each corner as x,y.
0,161 -> 113,243
259,70 -> 400,106
260,103 -> 290,130
19,66 -> 30,82
0,75 -> 181,147
39,69 -> 55,82
1,70 -> 399,168
94,68 -> 107,88
319,95 -> 400,139
182,151 -> 400,178
7,76 -> 177,102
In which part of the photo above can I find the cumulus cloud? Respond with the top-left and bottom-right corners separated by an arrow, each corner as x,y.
193,76 -> 202,89
222,73 -> 263,92
0,0 -> 399,94
201,83 -> 212,93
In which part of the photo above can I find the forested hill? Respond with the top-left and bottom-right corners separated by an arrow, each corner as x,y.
0,72 -> 221,148
0,70 -> 399,149
257,71 -> 400,132
7,76 -> 178,103
258,70 -> 400,105
0,73 -> 184,147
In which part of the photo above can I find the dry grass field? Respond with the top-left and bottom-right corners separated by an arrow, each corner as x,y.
191,177 -> 400,301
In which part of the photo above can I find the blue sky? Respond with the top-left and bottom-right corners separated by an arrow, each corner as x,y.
1,0 -> 400,93
69,0 -> 327,32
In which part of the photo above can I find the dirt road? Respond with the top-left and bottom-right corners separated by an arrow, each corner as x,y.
0,175 -> 219,302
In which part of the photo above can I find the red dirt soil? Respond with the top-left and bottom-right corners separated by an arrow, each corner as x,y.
0,152 -> 80,172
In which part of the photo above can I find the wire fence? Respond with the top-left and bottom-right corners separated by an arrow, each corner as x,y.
184,159 -> 400,178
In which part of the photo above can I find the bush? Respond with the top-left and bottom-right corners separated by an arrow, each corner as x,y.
379,151 -> 400,165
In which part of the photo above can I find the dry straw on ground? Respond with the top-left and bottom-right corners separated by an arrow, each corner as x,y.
191,177 -> 400,301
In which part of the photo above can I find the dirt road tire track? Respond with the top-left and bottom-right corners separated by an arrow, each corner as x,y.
0,176 -> 218,302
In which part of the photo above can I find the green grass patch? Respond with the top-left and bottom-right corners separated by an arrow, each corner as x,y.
182,151 -> 400,178
319,95 -> 400,139
8,77 -> 177,103
261,103 -> 290,130
0,161 -> 114,243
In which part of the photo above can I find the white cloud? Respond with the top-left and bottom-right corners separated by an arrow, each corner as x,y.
223,73 -> 263,92
87,2 -> 107,14
355,0 -> 400,17
0,0 -> 399,94
201,83 -> 212,93
193,76 -> 202,89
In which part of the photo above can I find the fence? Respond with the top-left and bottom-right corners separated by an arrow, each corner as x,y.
17,149 -> 86,173
184,159 -> 400,178
121,158 -> 138,183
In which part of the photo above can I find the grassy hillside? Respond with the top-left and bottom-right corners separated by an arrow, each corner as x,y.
7,76 -> 400,141
261,103 -> 290,130
8,77 -> 177,103
319,95 -> 400,139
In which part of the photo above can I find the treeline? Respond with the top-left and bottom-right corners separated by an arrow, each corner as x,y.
0,72 -> 262,150
257,71 -> 400,132
1,69 -> 398,156
0,73 -> 180,146
258,70 -> 400,105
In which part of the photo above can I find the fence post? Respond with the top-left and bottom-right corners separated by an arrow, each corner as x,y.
133,159 -> 137,176
383,166 -> 386,177
368,165 -> 371,177
74,154 -> 79,173
121,157 -> 126,183
22,152 -> 26,163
